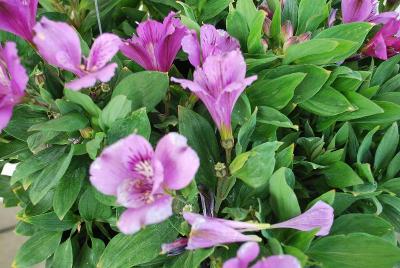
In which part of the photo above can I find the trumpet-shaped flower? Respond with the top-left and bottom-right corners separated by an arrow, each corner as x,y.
90,133 -> 199,235
271,201 -> 334,236
182,24 -> 240,67
183,212 -> 267,250
33,17 -> 121,91
0,0 -> 38,41
0,42 -> 28,131
120,12 -> 187,72
363,18 -> 400,60
223,242 -> 301,268
342,0 -> 398,24
172,50 -> 257,141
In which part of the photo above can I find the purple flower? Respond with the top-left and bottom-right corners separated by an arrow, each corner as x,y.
363,18 -> 400,60
341,0 -> 398,24
120,12 -> 187,72
328,9 -> 338,27
223,242 -> 301,268
90,133 -> 199,235
223,242 -> 260,268
33,17 -> 121,91
172,50 -> 257,141
0,0 -> 38,41
0,42 -> 28,131
182,24 -> 240,67
183,212 -> 268,250
271,201 -> 334,236
252,255 -> 301,268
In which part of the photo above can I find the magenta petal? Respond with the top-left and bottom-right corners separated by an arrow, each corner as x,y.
182,30 -> 201,67
86,33 -> 121,71
271,201 -> 334,236
223,242 -> 260,268
0,0 -> 38,41
0,106 -> 13,131
65,63 -> 118,91
154,132 -> 199,190
3,42 -> 28,95
370,12 -> 399,24
341,0 -> 374,23
117,195 -> 173,235
33,17 -> 82,75
252,255 -> 301,268
89,134 -> 154,196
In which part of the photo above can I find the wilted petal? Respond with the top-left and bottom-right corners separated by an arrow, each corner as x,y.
0,0 -> 38,41
86,33 -> 121,71
223,242 -> 260,268
89,134 -> 154,196
33,17 -> 82,75
271,201 -> 334,236
161,238 -> 188,255
154,132 -> 199,190
342,0 -> 374,23
117,195 -> 173,234
252,255 -> 301,268
65,63 -> 118,91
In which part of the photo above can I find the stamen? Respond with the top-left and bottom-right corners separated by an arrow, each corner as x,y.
134,160 -> 154,178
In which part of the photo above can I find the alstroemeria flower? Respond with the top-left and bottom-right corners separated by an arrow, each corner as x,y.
224,242 -> 301,268
183,212 -> 267,250
271,201 -> 334,236
0,0 -> 38,41
182,24 -> 240,67
120,12 -> 187,72
0,42 -> 28,131
172,50 -> 257,141
342,0 -> 398,24
90,133 -> 199,235
363,18 -> 400,60
33,17 -> 121,91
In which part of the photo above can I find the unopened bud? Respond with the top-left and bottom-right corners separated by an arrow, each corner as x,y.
80,127 -> 94,139
215,162 -> 228,178
263,17 -> 272,37
281,21 -> 294,41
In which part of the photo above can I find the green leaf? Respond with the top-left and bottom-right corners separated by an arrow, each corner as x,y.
178,106 -> 220,188
165,248 -> 214,268
387,152 -> 400,179
107,108 -> 151,144
53,162 -> 85,220
236,108 -> 257,155
79,187 -> 112,221
269,167 -> 301,220
307,233 -> 400,268
357,126 -> 380,163
236,0 -> 258,27
331,214 -> 394,238
226,6 -> 249,49
230,142 -> 281,188
13,230 -> 62,267
353,101 -> 400,125
29,146 -> 74,204
64,89 -> 101,117
98,221 -> 178,268
29,112 -> 89,132
323,161 -> 364,188
374,122 -> 399,171
297,0 -> 328,34
270,4 -> 282,44
247,10 -> 266,54
337,92 -> 384,121
75,238 -> 105,268
112,71 -> 169,111
86,132 -> 106,159
247,73 -> 306,109
21,211 -> 77,231
371,54 -> 400,87
263,65 -> 330,103
257,106 -> 298,130
299,86 -> 354,116
100,95 -> 132,129
200,0 -> 231,21
52,239 -> 73,268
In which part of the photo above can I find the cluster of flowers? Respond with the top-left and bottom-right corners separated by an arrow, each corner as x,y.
0,0 -> 398,266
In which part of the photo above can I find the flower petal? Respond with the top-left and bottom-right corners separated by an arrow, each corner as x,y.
3,42 -> 28,94
0,106 -> 13,131
271,201 -> 334,236
252,255 -> 301,268
341,0 -> 374,23
86,33 -> 121,71
65,63 -> 118,91
33,17 -> 82,75
89,134 -> 154,196
117,195 -> 173,235
155,132 -> 199,190
182,30 -> 201,67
